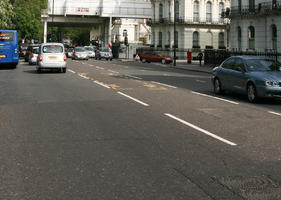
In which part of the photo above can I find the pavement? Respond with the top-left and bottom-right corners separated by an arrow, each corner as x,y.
119,59 -> 215,74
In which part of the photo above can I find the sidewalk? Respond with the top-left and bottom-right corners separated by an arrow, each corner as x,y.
119,59 -> 215,74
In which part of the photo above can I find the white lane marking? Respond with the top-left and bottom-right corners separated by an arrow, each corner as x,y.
165,113 -> 237,146
78,74 -> 90,80
191,91 -> 239,105
126,75 -> 142,80
67,69 -> 76,73
89,64 -> 94,67
196,80 -> 206,83
94,81 -> 110,89
151,81 -> 177,89
96,66 -> 104,70
163,74 -> 170,76
81,62 -> 85,64
268,111 -> 281,116
108,70 -> 119,74
117,92 -> 149,106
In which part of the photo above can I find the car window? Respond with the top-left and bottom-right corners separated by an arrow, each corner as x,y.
43,45 -> 63,53
85,47 -> 94,51
222,58 -> 234,69
32,47 -> 39,54
246,59 -> 281,72
234,58 -> 245,72
75,48 -> 85,52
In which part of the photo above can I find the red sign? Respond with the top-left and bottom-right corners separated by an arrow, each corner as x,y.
77,8 -> 89,13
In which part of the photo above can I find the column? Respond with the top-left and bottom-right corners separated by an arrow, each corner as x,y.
43,20 -> 48,43
108,16 -> 112,49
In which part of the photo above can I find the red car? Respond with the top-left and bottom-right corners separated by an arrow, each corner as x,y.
139,52 -> 173,64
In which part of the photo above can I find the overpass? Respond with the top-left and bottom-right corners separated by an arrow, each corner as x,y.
42,0 -> 152,46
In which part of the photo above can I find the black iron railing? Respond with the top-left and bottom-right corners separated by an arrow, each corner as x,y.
224,1 -> 281,18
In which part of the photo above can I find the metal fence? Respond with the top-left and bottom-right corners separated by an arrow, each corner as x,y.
204,49 -> 281,65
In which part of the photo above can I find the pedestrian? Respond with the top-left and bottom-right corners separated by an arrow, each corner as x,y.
198,52 -> 203,66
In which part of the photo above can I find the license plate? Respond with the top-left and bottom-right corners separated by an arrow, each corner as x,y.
0,55 -> 6,58
48,56 -> 57,60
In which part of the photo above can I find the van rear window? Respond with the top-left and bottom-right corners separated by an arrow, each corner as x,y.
0,32 -> 14,42
43,45 -> 63,53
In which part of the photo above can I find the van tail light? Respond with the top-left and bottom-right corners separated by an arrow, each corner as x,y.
40,56 -> 43,62
31,54 -> 34,58
64,55 -> 67,61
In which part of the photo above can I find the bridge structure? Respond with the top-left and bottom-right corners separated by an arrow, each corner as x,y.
42,0 -> 152,47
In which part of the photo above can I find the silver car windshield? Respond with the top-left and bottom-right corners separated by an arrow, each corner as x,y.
43,45 -> 63,53
246,59 -> 281,72
75,48 -> 86,52
85,47 -> 94,51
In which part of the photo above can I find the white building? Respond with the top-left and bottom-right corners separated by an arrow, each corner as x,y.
150,0 -> 230,50
229,0 -> 281,52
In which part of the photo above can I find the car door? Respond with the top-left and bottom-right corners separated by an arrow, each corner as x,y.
230,58 -> 248,93
218,58 -> 235,90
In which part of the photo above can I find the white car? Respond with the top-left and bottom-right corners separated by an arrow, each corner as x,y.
85,46 -> 96,58
28,46 -> 39,65
37,43 -> 67,73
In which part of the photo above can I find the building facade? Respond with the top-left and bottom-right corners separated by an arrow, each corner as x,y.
150,0 -> 230,51
229,0 -> 281,52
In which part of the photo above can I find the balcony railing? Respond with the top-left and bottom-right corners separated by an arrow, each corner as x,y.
147,17 -> 229,26
224,1 -> 281,18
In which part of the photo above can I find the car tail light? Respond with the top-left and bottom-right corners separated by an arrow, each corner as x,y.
31,54 -> 34,58
64,55 -> 67,61
40,56 -> 43,62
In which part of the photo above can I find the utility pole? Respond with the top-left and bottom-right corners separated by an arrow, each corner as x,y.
173,0 -> 176,66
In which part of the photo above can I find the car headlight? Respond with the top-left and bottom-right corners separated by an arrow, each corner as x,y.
265,80 -> 279,86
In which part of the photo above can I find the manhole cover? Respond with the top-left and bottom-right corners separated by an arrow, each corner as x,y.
216,175 -> 281,200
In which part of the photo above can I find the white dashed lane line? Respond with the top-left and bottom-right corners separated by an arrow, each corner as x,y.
165,113 -> 237,146
67,69 -> 76,73
151,81 -> 177,89
78,74 -> 90,80
268,111 -> 281,116
196,80 -> 206,83
94,81 -> 111,89
191,91 -> 239,105
126,75 -> 142,80
108,70 -> 119,74
96,66 -> 104,70
117,92 -> 149,106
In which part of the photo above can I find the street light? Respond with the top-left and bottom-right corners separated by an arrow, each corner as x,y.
173,0 -> 176,66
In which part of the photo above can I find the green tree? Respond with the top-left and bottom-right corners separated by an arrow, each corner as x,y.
13,0 -> 47,41
0,0 -> 15,29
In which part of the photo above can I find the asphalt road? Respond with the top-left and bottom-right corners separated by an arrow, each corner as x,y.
1,59 -> 281,200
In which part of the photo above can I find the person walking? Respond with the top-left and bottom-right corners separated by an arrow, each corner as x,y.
198,51 -> 203,66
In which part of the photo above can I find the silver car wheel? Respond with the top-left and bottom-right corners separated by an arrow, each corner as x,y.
247,84 -> 257,103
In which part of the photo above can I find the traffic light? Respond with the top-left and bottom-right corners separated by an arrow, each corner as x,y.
47,33 -> 52,42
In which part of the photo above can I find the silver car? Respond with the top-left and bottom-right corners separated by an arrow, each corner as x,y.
85,46 -> 96,58
73,47 -> 89,60
67,47 -> 74,58
37,43 -> 67,73
29,46 -> 39,65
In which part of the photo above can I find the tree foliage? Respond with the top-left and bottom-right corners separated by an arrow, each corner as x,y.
0,0 -> 15,29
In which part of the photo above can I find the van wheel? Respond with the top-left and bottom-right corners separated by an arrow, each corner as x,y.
37,68 -> 41,73
62,68 -> 66,73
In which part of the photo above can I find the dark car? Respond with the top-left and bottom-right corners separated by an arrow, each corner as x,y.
212,56 -> 281,103
139,52 -> 172,64
25,44 -> 40,62
19,43 -> 29,58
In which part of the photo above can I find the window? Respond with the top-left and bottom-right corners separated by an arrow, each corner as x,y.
167,31 -> 170,46
168,1 -> 171,21
175,31 -> 178,48
158,32 -> 162,47
235,58 -> 245,71
249,0 -> 255,12
0,32 -> 14,42
219,3 -> 224,23
222,58 -> 235,70
238,26 -> 242,50
272,24 -> 277,51
152,32 -> 155,46
43,45 -> 63,53
219,32 -> 225,48
175,1 -> 179,21
248,26 -> 255,50
206,2 -> 212,23
238,0 -> 242,13
193,1 -> 199,22
193,31 -> 199,47
159,3 -> 163,21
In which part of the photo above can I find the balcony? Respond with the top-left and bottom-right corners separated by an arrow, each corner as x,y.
148,17 -> 229,26
225,1 -> 281,18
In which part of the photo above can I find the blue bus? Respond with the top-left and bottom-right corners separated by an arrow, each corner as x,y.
0,30 -> 19,68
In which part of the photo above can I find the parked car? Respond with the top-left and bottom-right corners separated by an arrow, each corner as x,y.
67,47 -> 74,58
85,46 -> 96,58
28,46 -> 39,65
72,47 -> 89,60
212,56 -> 281,103
139,52 -> 173,64
25,44 -> 40,62
37,43 -> 67,73
95,47 -> 113,60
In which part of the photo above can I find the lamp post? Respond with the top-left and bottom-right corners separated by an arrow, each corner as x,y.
173,0 -> 176,66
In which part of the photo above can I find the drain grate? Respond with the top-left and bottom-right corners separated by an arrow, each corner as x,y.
216,175 -> 281,200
